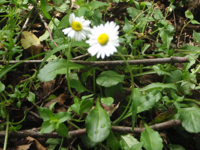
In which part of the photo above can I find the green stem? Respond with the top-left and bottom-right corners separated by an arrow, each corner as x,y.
68,120 -> 80,129
93,68 -> 96,94
112,52 -> 134,125
3,113 -> 9,150
51,18 -> 66,40
58,137 -> 64,150
66,40 -> 76,98
98,143 -> 110,150
179,21 -> 191,37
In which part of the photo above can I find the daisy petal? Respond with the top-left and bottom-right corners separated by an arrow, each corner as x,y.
87,21 -> 119,59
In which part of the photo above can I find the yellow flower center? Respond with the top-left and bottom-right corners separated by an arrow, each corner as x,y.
98,33 -> 109,45
71,21 -> 82,31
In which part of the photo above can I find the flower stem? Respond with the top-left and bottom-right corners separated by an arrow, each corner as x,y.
93,68 -> 96,94
112,52 -> 134,125
66,40 -> 76,98
3,112 -> 9,150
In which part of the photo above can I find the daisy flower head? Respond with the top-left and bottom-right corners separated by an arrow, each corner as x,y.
62,13 -> 91,41
86,21 -> 119,59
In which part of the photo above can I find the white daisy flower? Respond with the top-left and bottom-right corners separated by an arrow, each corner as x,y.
62,13 -> 91,41
86,21 -> 119,59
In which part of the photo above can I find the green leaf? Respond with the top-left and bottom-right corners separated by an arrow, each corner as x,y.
191,20 -> 200,24
185,10 -> 193,20
101,97 -> 114,106
46,138 -> 61,145
80,98 -> 93,113
71,97 -> 81,114
183,55 -> 195,71
193,30 -> 200,43
40,0 -> 51,19
37,107 -> 53,121
40,121 -> 54,133
85,99 -> 111,143
70,79 -> 90,93
130,142 -> 143,150
106,131 -> 120,150
78,6 -> 93,17
120,134 -> 140,149
168,144 -> 186,150
179,71 -> 196,95
179,107 -> 200,133
137,93 -> 157,113
96,71 -> 124,87
27,91 -> 35,103
80,135 -> 98,148
153,9 -> 164,20
105,83 -> 123,98
127,7 -> 143,22
0,82 -> 5,92
166,70 -> 182,83
89,1 -> 109,10
139,83 -> 177,92
58,14 -> 70,29
39,18 -> 60,41
55,112 -> 71,123
132,88 -> 139,131
134,1 -> 140,10
159,24 -> 174,52
153,65 -> 171,76
38,58 -> 85,82
56,123 -> 69,137
123,17 -> 132,33
140,124 -> 163,150
55,3 -> 69,13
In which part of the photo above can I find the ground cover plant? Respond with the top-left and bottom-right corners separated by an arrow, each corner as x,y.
1,0 -> 200,149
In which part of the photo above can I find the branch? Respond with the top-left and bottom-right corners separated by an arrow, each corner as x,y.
0,120 -> 181,138
0,57 -> 189,66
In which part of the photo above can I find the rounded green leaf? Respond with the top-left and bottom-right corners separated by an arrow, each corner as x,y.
179,107 -> 200,133
40,121 -> 54,133
185,10 -> 193,20
101,97 -> 114,106
38,59 -> 85,82
140,124 -> 163,150
56,123 -> 69,137
96,71 -> 124,87
27,91 -> 35,103
85,100 -> 111,143
0,82 -> 5,92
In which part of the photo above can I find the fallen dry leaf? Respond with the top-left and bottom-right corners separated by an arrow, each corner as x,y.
44,93 -> 68,112
16,143 -> 31,150
101,102 -> 120,116
26,136 -> 47,150
16,136 -> 46,150
21,31 -> 43,59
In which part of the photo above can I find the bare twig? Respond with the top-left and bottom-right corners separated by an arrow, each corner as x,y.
0,120 -> 181,138
111,119 -> 182,134
35,7 -> 63,57
0,57 -> 189,66
16,8 -> 33,41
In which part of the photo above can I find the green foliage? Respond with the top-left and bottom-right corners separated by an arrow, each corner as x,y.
96,70 -> 124,87
140,124 -> 163,150
85,99 -> 111,143
178,107 -> 200,133
38,58 -> 86,82
38,105 -> 71,137
101,97 -> 114,106
119,134 -> 142,150
106,131 -> 120,150
1,0 -> 200,149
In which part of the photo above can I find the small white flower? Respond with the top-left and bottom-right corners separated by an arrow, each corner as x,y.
62,13 -> 91,41
86,21 -> 119,59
